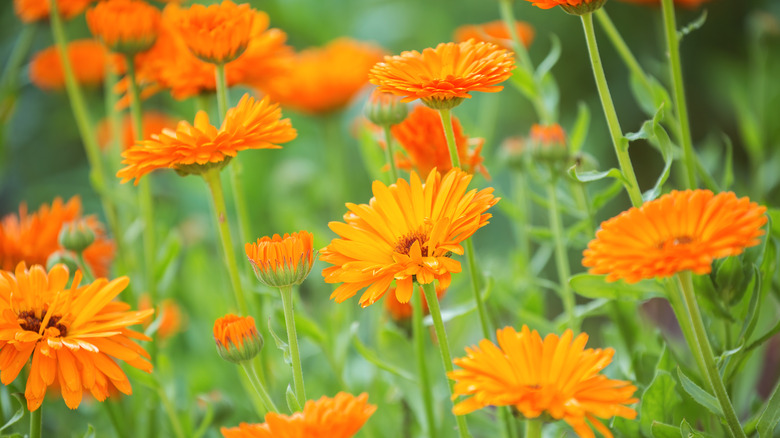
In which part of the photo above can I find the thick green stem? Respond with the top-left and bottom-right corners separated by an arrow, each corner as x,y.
676,272 -> 746,438
660,0 -> 696,189
202,169 -> 249,314
546,181 -> 575,329
280,285 -> 306,404
420,282 -> 472,438
413,290 -> 437,438
580,13 -> 644,208
499,407 -> 519,438
29,406 -> 41,438
437,109 -> 460,168
215,64 -> 229,120
665,278 -> 708,387
382,125 -> 399,182
241,362 -> 279,414
525,418 -> 542,438
594,10 -> 653,97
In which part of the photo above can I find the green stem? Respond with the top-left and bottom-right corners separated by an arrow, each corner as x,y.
413,289 -> 437,438
499,407 -> 518,438
382,125 -> 399,182
280,285 -> 306,404
202,169 -> 249,314
524,418 -> 542,438
240,362 -> 279,414
0,24 -> 36,122
29,405 -> 41,438
594,10 -> 653,98
103,401 -> 130,438
660,0 -> 696,189
420,282 -> 472,438
546,180 -> 575,329
76,252 -> 95,282
580,13 -> 644,208
676,272 -> 746,438
437,108 -> 460,168
664,278 -> 708,387
465,239 -> 491,338
214,64 -> 229,120
157,385 -> 186,438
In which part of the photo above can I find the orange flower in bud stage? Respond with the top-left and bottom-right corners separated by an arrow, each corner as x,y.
29,40 -> 112,91
262,38 -> 385,115
245,231 -> 314,288
617,0 -> 709,8
523,0 -> 606,14
0,263 -> 153,411
117,93 -> 296,184
583,190 -> 767,283
213,314 -> 263,364
0,197 -> 115,278
391,105 -> 488,178
221,392 -> 376,438
368,40 -> 515,109
363,88 -> 409,127
454,20 -> 535,51
529,123 -> 568,163
13,0 -> 93,23
87,0 -> 161,55
320,168 -> 498,307
96,112 -> 179,151
450,326 -> 638,438
384,283 -> 446,321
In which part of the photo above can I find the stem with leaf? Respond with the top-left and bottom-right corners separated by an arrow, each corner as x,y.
546,179 -> 575,329
240,361 -> 279,414
279,285 -> 306,405
413,289 -> 437,438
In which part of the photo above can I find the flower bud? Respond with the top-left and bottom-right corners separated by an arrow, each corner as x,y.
364,89 -> 409,126
59,220 -> 96,253
529,123 -> 569,165
213,314 -> 263,364
560,0 -> 607,15
46,250 -> 80,273
245,231 -> 315,288
86,0 -> 161,55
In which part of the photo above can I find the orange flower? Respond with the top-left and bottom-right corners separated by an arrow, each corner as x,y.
450,326 -> 638,438
139,295 -> 183,340
530,123 -> 566,147
87,0 -> 161,55
454,20 -> 535,51
262,38 -> 385,115
368,40 -> 515,108
0,197 -> 115,278
117,93 -> 296,184
13,0 -> 93,23
390,105 -> 488,178
617,0 -> 709,8
245,231 -> 314,288
221,392 -> 376,438
29,40 -> 111,91
96,112 -> 179,151
384,283 -> 446,321
213,314 -> 262,363
0,263 -> 153,411
523,0 -> 606,14
320,168 -> 498,307
583,190 -> 767,283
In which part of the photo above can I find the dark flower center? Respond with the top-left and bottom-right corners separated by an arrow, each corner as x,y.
18,310 -> 68,337
657,235 -> 694,250
394,230 -> 429,257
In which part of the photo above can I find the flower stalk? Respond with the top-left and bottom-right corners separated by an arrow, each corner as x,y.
280,285 -> 306,405
29,406 -> 42,438
383,126 -> 399,182
546,180 -> 575,329
240,361 -> 279,414
525,418 -> 542,438
413,290 -> 437,438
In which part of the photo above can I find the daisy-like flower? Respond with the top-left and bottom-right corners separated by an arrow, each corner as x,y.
13,0 -> 93,23
523,0 -> 606,14
320,168 -> 498,307
221,392 -> 376,438
262,38 -> 385,115
0,263 -> 153,411
583,190 -> 767,283
617,0 -> 709,8
368,39 -> 515,109
96,112 -> 178,151
116,93 -> 296,184
86,0 -> 161,55
454,20 -> 535,51
245,231 -> 314,288
450,325 -> 638,438
213,314 -> 263,364
0,197 -> 115,278
29,40 -> 113,91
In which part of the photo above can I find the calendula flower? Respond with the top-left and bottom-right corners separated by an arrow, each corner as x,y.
245,231 -> 314,288
529,123 -> 568,164
213,314 -> 263,364
139,295 -> 183,340
0,197 -> 115,278
96,112 -> 179,151
368,39 -> 515,109
87,0 -> 161,55
523,0 -> 606,14
454,20 -> 535,51
583,190 -> 767,283
384,283 -> 446,322
450,326 -> 638,438
262,38 -> 385,115
617,0 -> 709,8
117,93 -> 296,184
221,392 -> 376,438
13,0 -> 93,23
0,263 -> 153,411
320,168 -> 498,307
29,40 -> 113,91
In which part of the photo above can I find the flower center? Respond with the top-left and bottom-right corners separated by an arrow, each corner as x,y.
657,235 -> 694,250
394,230 -> 429,257
18,310 -> 68,337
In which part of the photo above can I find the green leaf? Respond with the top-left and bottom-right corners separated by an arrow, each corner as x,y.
626,105 -> 675,202
267,319 -> 291,365
629,73 -> 672,118
423,278 -> 494,325
510,66 -> 536,99
641,371 -> 682,436
0,393 -> 24,433
351,323 -> 415,382
651,421 -> 679,438
680,419 -> 714,437
591,179 -> 624,211
294,312 -> 327,346
567,166 -> 627,184
539,73 -> 559,118
82,424 -> 96,438
535,34 -> 561,81
757,379 -> 780,437
569,274 -> 664,301
676,368 -> 723,417
720,134 -> 734,190
678,10 -> 708,41
286,384 -> 302,413
569,103 -> 590,155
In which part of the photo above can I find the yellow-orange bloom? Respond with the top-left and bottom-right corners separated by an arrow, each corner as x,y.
13,0 -> 93,23
87,0 -> 161,55
524,0 -> 606,14
450,326 -> 638,438
454,20 -> 535,51
583,190 -> 767,283
0,197 -> 115,278
117,93 -> 296,184
368,40 -> 515,108
96,112 -> 179,151
221,392 -> 376,438
245,231 -> 314,288
213,314 -> 262,363
29,40 -> 112,91
0,263 -> 153,411
262,38 -> 385,115
320,168 -> 498,307
617,0 -> 709,8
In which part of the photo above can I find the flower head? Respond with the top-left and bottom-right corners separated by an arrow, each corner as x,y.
117,93 -> 296,184
87,0 -> 161,55
617,0 -> 709,8
29,40 -> 113,91
368,40 -> 515,109
320,168 -> 498,307
583,190 -> 767,283
96,112 -> 179,151
454,20 -> 535,51
450,326 -> 638,438
245,231 -> 315,288
529,123 -> 568,164
13,0 -> 93,23
221,392 -> 376,438
523,0 -> 606,14
213,314 -> 263,364
0,263 -> 153,411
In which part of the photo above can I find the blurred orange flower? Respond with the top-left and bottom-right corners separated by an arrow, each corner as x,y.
450,326 -> 637,438
0,196 -> 115,278
87,0 -> 161,55
0,263 -> 153,411
454,20 -> 535,50
384,283 -> 446,321
96,112 -> 179,151
583,190 -> 767,283
29,40 -> 113,91
117,93 -> 296,183
245,231 -> 314,288
139,295 -> 183,340
13,0 -> 93,23
262,38 -> 385,115
221,392 -> 376,438
530,123 -> 566,147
